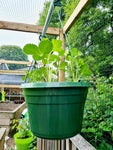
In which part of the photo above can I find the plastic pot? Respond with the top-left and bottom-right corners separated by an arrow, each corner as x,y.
14,131 -> 33,150
21,82 -> 90,139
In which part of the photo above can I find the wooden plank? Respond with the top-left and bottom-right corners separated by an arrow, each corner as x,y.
58,140 -> 61,150
0,85 -> 20,88
64,0 -> 92,33
61,140 -> 66,150
0,70 -> 25,75
66,139 -> 72,150
0,128 -> 6,140
37,138 -> 41,150
0,60 -> 43,66
69,139 -> 72,150
59,30 -> 65,82
0,119 -> 10,126
70,134 -> 96,150
0,70 -> 25,73
54,141 -> 57,150
0,60 -> 31,65
0,128 -> 6,150
0,21 -> 60,36
72,142 -> 78,150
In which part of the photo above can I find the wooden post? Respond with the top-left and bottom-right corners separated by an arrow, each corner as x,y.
58,29 -> 65,82
37,139 -> 66,150
64,0 -> 92,33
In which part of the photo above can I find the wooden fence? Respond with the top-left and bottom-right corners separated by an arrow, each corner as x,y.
37,134 -> 96,150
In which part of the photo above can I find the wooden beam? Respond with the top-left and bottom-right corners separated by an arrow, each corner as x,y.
0,60 -> 43,66
64,0 -> 92,33
0,85 -> 20,88
0,21 -> 60,36
70,134 -> 96,150
0,70 -> 25,75
0,60 -> 31,65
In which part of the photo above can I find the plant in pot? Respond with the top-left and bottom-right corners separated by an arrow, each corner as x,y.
13,118 -> 33,150
21,38 -> 91,139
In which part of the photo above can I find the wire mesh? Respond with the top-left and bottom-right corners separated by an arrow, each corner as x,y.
0,0 -> 113,149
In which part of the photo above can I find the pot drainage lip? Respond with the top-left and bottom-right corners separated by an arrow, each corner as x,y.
20,82 -> 90,88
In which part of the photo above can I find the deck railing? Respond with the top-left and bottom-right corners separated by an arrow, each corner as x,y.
37,134 -> 96,150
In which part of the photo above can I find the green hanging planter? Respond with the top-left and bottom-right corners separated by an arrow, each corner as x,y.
14,131 -> 33,150
21,82 -> 90,140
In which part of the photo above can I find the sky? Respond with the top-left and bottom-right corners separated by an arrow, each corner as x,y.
0,0 -> 49,61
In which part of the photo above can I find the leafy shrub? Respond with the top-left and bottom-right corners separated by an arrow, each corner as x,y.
82,75 -> 113,149
29,136 -> 37,150
12,118 -> 31,139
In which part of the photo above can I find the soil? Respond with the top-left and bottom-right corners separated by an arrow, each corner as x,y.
0,101 -> 20,111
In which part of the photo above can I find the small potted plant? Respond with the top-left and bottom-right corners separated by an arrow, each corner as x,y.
21,38 -> 91,139
13,118 -> 33,150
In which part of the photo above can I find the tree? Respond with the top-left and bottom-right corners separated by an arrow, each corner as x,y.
0,45 -> 28,70
63,0 -> 113,77
38,0 -> 113,77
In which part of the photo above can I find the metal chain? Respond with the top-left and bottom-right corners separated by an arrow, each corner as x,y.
57,7 -> 81,81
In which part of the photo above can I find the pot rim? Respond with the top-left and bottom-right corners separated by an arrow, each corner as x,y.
20,82 -> 90,89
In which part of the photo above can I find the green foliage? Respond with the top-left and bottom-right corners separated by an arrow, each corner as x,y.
38,0 -> 113,77
63,0 -> 113,77
23,38 -> 91,82
82,75 -> 113,149
29,136 -> 37,150
23,38 -> 65,82
8,148 -> 14,150
0,45 -> 28,70
63,0 -> 80,23
66,48 -> 92,82
12,118 -> 32,139
98,140 -> 113,150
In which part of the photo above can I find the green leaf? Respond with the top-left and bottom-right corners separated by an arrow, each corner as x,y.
80,64 -> 92,76
33,54 -> 42,61
23,44 -> 38,55
52,39 -> 62,49
58,49 -> 65,56
42,58 -> 47,65
21,76 -> 25,80
59,61 -> 68,68
70,48 -> 77,56
39,39 -> 53,54
52,70 -> 57,75
53,62 -> 58,68
50,54 -> 60,62
66,54 -> 71,61
39,66 -> 46,76
70,48 -> 82,57
52,39 -> 65,56
87,127 -> 96,132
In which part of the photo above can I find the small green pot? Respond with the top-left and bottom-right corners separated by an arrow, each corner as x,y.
14,131 -> 33,150
21,82 -> 90,139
